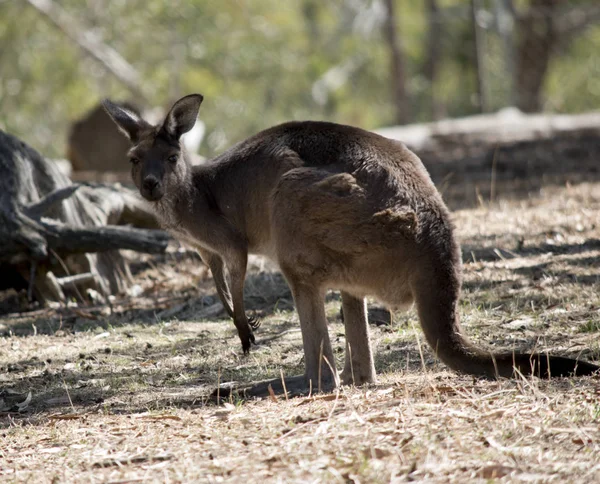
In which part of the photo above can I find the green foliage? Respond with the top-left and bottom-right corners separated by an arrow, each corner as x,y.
0,0 -> 599,159
579,320 -> 600,334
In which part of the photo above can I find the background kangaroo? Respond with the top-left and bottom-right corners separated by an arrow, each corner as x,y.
103,93 -> 599,393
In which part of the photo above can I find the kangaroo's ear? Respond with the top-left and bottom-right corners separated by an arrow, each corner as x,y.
102,99 -> 149,143
161,94 -> 204,140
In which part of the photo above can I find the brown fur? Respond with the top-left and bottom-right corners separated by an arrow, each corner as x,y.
103,94 -> 599,392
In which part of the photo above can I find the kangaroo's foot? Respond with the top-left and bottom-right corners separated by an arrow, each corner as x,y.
255,370 -> 338,396
339,368 -> 376,386
213,373 -> 338,400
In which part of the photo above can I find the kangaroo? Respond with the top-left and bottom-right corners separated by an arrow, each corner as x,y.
103,94 -> 599,393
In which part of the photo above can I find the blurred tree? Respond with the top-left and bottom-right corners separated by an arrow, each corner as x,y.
0,0 -> 599,162
383,0 -> 410,124
471,0 -> 488,113
26,0 -> 150,104
423,0 -> 444,120
513,0 -> 600,112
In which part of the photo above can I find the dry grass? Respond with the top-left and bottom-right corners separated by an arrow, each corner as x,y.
1,180 -> 600,483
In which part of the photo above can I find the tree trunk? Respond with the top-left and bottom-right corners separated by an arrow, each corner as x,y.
383,0 -> 410,124
470,0 -> 488,113
496,0 -> 517,106
515,0 -> 558,112
423,0 -> 443,120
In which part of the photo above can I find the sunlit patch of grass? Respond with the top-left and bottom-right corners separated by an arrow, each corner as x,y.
579,320 -> 600,333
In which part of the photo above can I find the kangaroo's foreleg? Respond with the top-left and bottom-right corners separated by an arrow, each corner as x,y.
187,213 -> 257,353
289,282 -> 338,391
339,292 -> 376,386
197,249 -> 234,318
225,248 -> 257,353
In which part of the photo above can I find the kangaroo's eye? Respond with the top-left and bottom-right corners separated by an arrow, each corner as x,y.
168,154 -> 178,164
130,157 -> 140,165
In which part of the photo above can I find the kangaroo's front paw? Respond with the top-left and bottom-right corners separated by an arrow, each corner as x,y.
237,321 -> 258,354
241,331 -> 255,355
248,316 -> 261,330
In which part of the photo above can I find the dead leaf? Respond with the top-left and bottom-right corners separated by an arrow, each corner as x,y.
17,391 -> 32,412
91,453 -> 173,468
48,413 -> 83,420
367,414 -> 392,424
296,393 -> 345,406
267,384 -> 278,403
572,437 -> 593,446
433,385 -> 457,394
476,464 -> 518,479
262,455 -> 279,464
137,415 -> 182,422
363,447 -> 391,459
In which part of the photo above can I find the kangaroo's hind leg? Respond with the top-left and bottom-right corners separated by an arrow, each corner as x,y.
245,278 -> 339,396
339,292 -> 376,385
289,281 -> 338,392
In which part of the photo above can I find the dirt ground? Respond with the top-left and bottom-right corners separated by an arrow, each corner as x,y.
1,179 -> 600,483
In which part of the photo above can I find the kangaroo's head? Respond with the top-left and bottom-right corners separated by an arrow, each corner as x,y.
102,94 -> 203,202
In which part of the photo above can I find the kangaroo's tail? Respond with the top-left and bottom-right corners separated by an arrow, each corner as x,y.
412,270 -> 599,378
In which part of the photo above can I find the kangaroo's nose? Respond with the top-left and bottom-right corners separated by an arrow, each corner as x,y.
143,177 -> 159,192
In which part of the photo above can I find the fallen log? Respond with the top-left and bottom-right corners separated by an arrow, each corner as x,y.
0,128 -> 169,304
376,109 -> 600,206
41,221 -> 169,255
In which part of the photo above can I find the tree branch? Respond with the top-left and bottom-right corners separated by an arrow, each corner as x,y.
24,184 -> 81,219
26,0 -> 150,104
382,0 -> 410,124
41,220 -> 170,254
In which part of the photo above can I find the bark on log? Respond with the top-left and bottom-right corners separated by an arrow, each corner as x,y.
37,221 -> 169,256
0,129 -> 169,304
